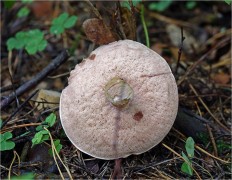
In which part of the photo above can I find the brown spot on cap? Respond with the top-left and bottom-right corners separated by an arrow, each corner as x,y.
89,54 -> 96,60
133,111 -> 143,121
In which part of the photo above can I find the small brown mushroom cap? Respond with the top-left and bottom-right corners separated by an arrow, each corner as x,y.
60,40 -> 178,160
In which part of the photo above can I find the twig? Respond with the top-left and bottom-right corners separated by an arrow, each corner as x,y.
162,143 -> 202,179
140,5 -> 150,48
0,83 -> 21,93
188,83 -> 230,132
1,123 -> 41,133
84,0 -> 102,20
195,145 -> 229,164
1,90 -> 39,130
177,37 -> 230,86
172,128 -> 230,164
149,12 -> 193,28
116,2 -> 127,39
45,127 -> 73,180
206,124 -> 218,157
175,27 -> 185,74
0,49 -> 70,110
8,151 -> 20,180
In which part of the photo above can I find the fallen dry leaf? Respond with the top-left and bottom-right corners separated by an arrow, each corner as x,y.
31,1 -> 53,19
82,18 -> 118,45
212,73 -> 230,84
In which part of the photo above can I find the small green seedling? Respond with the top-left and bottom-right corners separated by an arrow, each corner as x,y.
0,132 -> 15,151
148,0 -> 173,12
32,113 -> 56,147
181,137 -> 195,176
48,139 -> 62,156
31,130 -> 49,147
7,29 -> 47,55
17,7 -> 30,18
11,172 -> 34,180
50,12 -> 78,35
36,113 -> 56,131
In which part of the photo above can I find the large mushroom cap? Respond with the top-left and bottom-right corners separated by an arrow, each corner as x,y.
60,40 -> 178,160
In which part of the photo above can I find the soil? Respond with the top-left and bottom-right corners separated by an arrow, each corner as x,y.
1,1 -> 231,179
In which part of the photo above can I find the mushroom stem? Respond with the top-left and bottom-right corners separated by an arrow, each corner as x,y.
112,158 -> 122,180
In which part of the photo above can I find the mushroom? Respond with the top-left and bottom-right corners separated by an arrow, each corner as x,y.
60,40 -> 178,160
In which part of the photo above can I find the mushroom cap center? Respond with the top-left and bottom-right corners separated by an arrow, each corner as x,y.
104,77 -> 134,109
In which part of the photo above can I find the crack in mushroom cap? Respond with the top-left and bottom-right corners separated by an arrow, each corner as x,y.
60,40 -> 178,160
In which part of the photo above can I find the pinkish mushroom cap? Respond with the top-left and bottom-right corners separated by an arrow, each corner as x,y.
60,40 -> 178,160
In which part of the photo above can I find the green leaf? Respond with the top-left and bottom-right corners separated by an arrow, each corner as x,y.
6,29 -> 47,54
21,0 -> 33,4
17,7 -> 30,18
36,125 -> 48,131
224,0 -> 231,5
4,0 -> 15,9
0,132 -> 15,151
181,162 -> 193,176
25,45 -> 37,55
11,172 -> 35,180
45,113 -> 56,127
49,139 -> 62,156
7,38 -> 17,51
148,0 -> 173,12
50,25 -> 64,35
37,39 -> 47,51
185,137 -> 195,158
64,16 -> 78,28
52,13 -> 69,25
181,152 -> 193,176
31,130 -> 49,147
186,1 -> 197,10
50,13 -> 78,35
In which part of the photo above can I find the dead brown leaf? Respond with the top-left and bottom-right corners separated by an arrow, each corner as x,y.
212,73 -> 230,85
82,18 -> 118,45
31,1 -> 54,19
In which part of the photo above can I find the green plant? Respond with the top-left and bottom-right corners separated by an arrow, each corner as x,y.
17,7 -> 30,18
31,130 -> 49,147
7,29 -> 47,55
3,0 -> 15,9
140,4 -> 150,48
196,132 -> 209,146
32,113 -> 56,147
224,0 -> 231,5
186,1 -> 197,10
11,172 -> 34,180
217,140 -> 232,154
31,113 -> 62,155
21,0 -> 33,3
148,0 -> 173,12
48,139 -> 62,156
50,13 -> 78,35
181,137 -> 195,176
0,132 -> 15,151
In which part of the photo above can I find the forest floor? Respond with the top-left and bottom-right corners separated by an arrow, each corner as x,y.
1,1 -> 231,179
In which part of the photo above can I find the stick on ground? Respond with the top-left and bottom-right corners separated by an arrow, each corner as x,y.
0,49 -> 70,110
